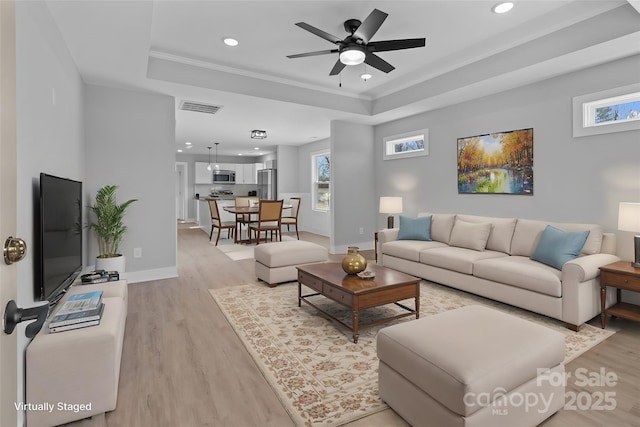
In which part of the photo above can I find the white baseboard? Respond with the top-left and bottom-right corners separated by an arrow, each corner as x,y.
333,240 -> 375,255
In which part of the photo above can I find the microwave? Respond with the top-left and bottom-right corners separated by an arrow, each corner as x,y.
213,169 -> 236,184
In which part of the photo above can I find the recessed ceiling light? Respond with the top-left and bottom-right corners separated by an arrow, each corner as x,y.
177,149 -> 183,153
360,73 -> 372,81
185,142 -> 192,145
223,37 -> 239,47
492,2 -> 514,14
254,147 -> 259,150
238,153 -> 243,156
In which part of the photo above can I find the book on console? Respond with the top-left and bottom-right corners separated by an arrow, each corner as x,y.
49,317 -> 102,333
49,302 -> 105,328
56,291 -> 103,315
81,270 -> 119,283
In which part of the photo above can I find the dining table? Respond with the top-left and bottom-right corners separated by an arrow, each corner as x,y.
223,204 -> 291,244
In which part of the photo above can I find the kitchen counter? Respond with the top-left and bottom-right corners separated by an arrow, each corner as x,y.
196,196 -> 236,201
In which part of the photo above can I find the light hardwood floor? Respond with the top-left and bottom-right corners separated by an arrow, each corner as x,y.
66,223 -> 640,427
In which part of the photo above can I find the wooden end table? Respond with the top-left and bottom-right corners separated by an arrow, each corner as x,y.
297,263 -> 420,343
599,261 -> 640,329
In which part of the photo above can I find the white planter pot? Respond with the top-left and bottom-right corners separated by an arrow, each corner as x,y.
95,255 -> 126,273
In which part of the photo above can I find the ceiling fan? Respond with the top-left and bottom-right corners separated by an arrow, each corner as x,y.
287,8 -> 426,76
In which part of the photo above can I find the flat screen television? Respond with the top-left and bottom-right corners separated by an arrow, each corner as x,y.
35,173 -> 83,304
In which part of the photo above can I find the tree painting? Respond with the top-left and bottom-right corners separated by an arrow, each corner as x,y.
457,128 -> 533,195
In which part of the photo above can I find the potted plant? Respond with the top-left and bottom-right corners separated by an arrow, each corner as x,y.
89,185 -> 137,273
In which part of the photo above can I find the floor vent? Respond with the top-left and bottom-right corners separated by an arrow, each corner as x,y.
179,101 -> 223,115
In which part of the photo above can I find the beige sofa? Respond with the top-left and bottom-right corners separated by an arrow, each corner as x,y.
378,213 -> 620,330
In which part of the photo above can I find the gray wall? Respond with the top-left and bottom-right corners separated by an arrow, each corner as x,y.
375,54 -> 640,261
331,121 -> 376,253
277,145 -> 298,194
84,84 -> 177,281
15,2 -> 85,423
297,138 -> 330,236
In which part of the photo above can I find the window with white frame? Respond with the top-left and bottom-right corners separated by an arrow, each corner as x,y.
573,84 -> 640,137
583,92 -> 640,127
383,129 -> 429,160
312,151 -> 330,212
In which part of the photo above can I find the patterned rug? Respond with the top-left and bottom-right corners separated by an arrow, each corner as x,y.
208,281 -> 614,426
214,235 -> 297,261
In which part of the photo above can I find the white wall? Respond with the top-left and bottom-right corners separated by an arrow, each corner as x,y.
15,2 -> 85,425
84,84 -> 177,282
331,121 -> 376,253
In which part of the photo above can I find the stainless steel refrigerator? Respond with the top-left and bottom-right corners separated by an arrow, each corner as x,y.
257,169 -> 277,200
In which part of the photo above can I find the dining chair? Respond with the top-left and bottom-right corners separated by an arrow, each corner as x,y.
248,200 -> 283,245
208,200 -> 235,246
281,197 -> 301,239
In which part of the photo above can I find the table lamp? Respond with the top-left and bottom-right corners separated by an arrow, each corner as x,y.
618,202 -> 640,268
379,197 -> 403,229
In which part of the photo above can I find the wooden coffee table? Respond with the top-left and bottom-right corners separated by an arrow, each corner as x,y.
297,263 -> 420,343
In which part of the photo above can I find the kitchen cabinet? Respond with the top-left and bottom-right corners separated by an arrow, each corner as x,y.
195,162 -> 213,184
237,164 -> 257,184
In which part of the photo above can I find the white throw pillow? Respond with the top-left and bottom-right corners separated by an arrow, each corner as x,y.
449,220 -> 492,251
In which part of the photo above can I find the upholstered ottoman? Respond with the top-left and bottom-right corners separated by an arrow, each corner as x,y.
377,305 -> 565,427
255,241 -> 328,286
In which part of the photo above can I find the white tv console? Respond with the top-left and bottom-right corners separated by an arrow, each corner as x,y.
26,280 -> 128,427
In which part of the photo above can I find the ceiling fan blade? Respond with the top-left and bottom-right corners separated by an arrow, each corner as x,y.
365,52 -> 395,73
295,22 -> 342,44
329,59 -> 346,76
287,49 -> 338,59
353,9 -> 388,43
368,38 -> 426,52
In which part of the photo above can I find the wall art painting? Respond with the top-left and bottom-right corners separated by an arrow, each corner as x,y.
457,128 -> 533,195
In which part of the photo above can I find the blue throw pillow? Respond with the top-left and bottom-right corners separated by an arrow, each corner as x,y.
397,215 -> 432,241
531,225 -> 590,270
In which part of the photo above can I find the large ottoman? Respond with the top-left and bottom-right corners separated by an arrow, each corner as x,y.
377,305 -> 565,427
255,241 -> 328,286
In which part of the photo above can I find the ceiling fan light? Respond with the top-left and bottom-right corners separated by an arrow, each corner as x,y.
492,2 -> 514,14
339,47 -> 366,65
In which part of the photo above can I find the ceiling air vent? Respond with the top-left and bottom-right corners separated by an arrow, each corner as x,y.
179,101 -> 223,115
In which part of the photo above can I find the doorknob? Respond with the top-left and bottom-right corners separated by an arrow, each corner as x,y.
4,236 -> 27,265
3,300 -> 49,338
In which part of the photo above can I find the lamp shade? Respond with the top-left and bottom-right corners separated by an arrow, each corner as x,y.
379,197 -> 403,214
619,202 -> 640,232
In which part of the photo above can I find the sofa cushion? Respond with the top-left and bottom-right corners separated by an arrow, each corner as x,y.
511,219 -> 603,257
418,213 -> 455,244
531,225 -> 590,270
456,214 -> 516,254
473,256 -> 562,297
449,220 -> 491,251
397,215 -> 432,241
419,247 -> 507,275
382,240 -> 448,262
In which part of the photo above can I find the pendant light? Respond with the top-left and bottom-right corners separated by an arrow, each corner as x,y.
206,146 -> 212,171
214,142 -> 220,169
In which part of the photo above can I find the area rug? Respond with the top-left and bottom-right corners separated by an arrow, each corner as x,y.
208,281 -> 614,426
214,235 -> 297,261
